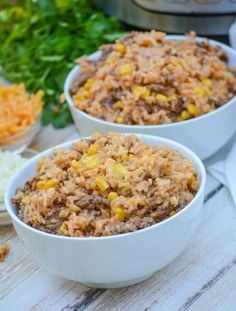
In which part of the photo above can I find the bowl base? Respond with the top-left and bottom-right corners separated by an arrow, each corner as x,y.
82,272 -> 155,289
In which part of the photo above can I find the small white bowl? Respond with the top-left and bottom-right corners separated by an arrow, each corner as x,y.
0,76 -> 41,152
64,36 -> 236,160
5,134 -> 206,288
0,116 -> 41,152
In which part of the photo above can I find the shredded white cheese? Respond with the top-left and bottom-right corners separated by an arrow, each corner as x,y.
0,151 -> 27,209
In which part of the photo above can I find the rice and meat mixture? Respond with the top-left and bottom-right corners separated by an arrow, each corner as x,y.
12,133 -> 199,237
71,31 -> 236,125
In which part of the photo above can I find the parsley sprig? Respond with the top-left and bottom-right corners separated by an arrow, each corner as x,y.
0,0 -> 124,128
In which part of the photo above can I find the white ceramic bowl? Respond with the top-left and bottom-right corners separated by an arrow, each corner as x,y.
5,134 -> 205,288
65,35 -> 236,160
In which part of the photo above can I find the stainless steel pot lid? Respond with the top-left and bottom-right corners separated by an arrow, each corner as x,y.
134,0 -> 236,14
96,0 -> 236,35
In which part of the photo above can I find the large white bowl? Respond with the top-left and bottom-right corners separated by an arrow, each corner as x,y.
5,134 -> 206,288
65,35 -> 236,160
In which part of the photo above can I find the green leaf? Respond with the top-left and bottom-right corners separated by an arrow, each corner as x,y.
40,55 -> 64,62
0,0 -> 124,128
55,0 -> 70,8
103,32 -> 127,42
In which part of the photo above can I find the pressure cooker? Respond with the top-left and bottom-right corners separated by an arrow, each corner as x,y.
96,0 -> 236,35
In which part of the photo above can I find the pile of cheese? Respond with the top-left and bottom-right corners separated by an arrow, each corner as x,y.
0,151 -> 27,209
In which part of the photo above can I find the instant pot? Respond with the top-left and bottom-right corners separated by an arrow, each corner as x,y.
96,0 -> 236,35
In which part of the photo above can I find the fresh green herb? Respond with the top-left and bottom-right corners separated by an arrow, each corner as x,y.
0,0 -> 124,128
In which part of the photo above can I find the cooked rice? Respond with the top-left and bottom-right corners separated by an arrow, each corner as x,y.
71,31 -> 236,125
12,133 -> 199,237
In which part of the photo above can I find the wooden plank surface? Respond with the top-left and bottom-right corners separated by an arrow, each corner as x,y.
86,187 -> 236,311
0,126 -> 235,311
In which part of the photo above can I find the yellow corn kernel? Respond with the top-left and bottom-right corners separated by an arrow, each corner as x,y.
170,93 -> 177,101
46,179 -> 58,188
83,154 -> 99,168
122,184 -> 130,191
87,159 -> 98,169
83,90 -> 91,98
114,163 -> 128,176
186,103 -> 198,116
156,93 -> 169,103
163,165 -> 172,173
169,210 -> 176,217
96,176 -> 110,191
116,116 -> 124,124
71,159 -> 81,170
74,93 -> 84,101
87,144 -> 99,156
142,88 -> 150,98
113,100 -> 124,109
133,86 -> 143,95
22,195 -> 31,203
37,180 -> 46,190
113,207 -> 125,221
122,153 -> 134,162
106,56 -> 114,65
59,222 -> 68,234
180,110 -> 189,120
171,60 -> 181,67
37,179 -> 58,190
187,174 -> 198,191
83,78 -> 95,90
133,86 -> 150,98
201,78 -> 212,88
120,64 -> 131,75
187,174 -> 195,188
108,191 -> 118,201
69,205 -> 80,213
190,180 -> 199,191
116,43 -> 126,54
195,86 -> 205,96
127,153 -> 134,160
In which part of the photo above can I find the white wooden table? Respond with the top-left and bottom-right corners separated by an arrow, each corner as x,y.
1,125 -> 236,311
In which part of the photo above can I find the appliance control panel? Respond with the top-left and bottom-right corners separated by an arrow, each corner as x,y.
134,0 -> 236,13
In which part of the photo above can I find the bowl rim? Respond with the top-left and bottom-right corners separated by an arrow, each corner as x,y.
64,34 -> 236,129
5,133 -> 206,242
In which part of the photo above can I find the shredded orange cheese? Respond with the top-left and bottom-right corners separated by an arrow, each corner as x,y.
0,84 -> 43,141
